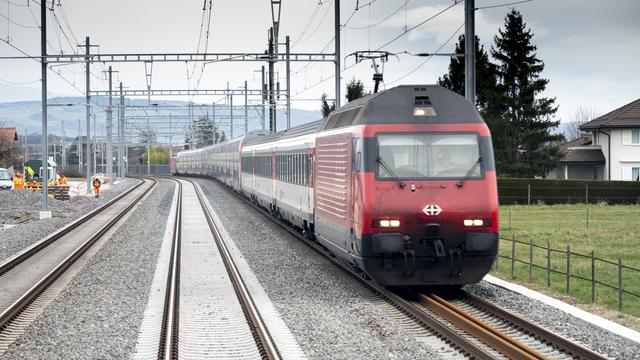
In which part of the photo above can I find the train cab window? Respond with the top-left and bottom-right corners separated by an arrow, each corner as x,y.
376,133 -> 481,179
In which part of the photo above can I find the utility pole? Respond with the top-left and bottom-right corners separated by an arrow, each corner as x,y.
77,118 -> 82,172
244,80 -> 248,134
79,36 -> 98,193
118,82 -> 125,178
40,0 -> 48,211
61,119 -> 66,169
230,93 -> 234,139
285,35 -> 291,129
334,0 -> 341,110
92,113 -> 96,177
105,66 -> 114,181
261,66 -> 266,130
465,0 -> 476,103
212,103 -> 216,143
268,28 -> 276,133
169,113 -> 173,157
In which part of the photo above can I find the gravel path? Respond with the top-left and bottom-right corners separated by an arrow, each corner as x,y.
1,179 -> 175,359
0,178 -> 137,263
195,178 -> 441,360
465,281 -> 640,359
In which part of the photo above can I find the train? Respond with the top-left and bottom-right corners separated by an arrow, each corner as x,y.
174,85 -> 499,286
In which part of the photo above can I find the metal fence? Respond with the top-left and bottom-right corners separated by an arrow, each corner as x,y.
494,235 -> 640,312
498,184 -> 640,205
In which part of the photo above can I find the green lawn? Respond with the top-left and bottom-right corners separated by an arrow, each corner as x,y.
493,204 -> 640,317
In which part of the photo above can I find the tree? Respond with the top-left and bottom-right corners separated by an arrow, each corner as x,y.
142,146 -> 170,165
184,115 -> 225,148
438,34 -> 502,116
563,106 -> 600,141
490,9 -> 564,177
346,78 -> 367,102
321,93 -> 335,117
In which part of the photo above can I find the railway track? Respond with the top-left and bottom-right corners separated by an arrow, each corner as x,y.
195,176 -> 607,360
0,177 -> 157,353
157,178 -> 280,360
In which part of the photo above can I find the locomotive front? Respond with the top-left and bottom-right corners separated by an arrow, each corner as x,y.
349,86 -> 499,286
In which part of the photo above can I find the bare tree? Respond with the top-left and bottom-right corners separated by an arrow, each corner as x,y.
564,106 -> 600,141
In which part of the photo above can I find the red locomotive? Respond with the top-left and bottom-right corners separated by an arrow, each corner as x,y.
176,85 -> 499,286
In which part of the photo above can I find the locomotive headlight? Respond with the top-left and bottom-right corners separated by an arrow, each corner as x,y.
413,106 -> 436,117
375,219 -> 401,228
463,219 -> 485,227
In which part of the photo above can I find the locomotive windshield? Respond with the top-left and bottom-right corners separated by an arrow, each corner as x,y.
376,133 -> 481,179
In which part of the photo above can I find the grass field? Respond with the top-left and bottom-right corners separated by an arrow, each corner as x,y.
493,204 -> 640,317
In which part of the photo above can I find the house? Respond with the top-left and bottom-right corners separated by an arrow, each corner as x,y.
549,134 -> 606,180
555,98 -> 640,181
0,127 -> 19,168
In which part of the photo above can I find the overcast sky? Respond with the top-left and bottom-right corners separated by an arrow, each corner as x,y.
0,0 -> 639,123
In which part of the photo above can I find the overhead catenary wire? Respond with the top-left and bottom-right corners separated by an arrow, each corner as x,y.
385,22 -> 464,85
375,0 -> 462,51
346,0 -> 409,30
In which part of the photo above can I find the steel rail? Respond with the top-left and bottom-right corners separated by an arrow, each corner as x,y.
0,178 -> 146,277
159,179 -> 182,360
188,176 -> 608,359
462,291 -> 607,359
188,179 -> 281,360
184,177 -> 493,359
0,178 -> 157,331
419,292 -> 544,359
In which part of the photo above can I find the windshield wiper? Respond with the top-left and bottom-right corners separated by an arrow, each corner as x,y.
376,156 -> 405,188
456,157 -> 482,188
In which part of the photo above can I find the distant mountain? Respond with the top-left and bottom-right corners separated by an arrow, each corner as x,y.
0,95 -> 323,142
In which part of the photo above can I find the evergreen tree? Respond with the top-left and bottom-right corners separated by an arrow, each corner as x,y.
437,34 -> 502,116
185,115 -> 224,148
491,9 -> 563,177
320,93 -> 335,117
346,78 -> 367,102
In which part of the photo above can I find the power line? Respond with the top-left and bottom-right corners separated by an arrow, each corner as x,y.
0,9 -> 39,28
385,22 -> 464,85
290,0 -> 325,49
376,0 -> 462,51
476,0 -> 532,10
295,0 -> 333,47
346,0 -> 409,30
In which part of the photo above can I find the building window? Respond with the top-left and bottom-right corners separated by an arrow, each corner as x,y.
633,167 -> 640,181
633,129 -> 640,144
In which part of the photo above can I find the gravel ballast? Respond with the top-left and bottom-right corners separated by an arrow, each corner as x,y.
0,178 -> 137,263
196,178 -> 442,360
1,179 -> 175,359
465,281 -> 640,359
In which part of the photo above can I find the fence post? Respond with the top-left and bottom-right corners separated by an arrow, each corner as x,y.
509,208 -> 512,229
511,234 -> 516,278
527,184 -> 531,205
529,238 -> 534,283
586,207 -> 589,229
591,250 -> 596,303
585,184 -> 589,204
618,257 -> 623,311
566,245 -> 571,295
547,242 -> 551,287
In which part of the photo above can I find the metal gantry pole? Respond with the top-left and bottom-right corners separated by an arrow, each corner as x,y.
106,66 -> 113,181
119,82 -> 124,178
261,66 -> 266,130
334,0 -> 341,110
40,0 -> 48,211
244,81 -> 248,134
61,120 -> 66,168
464,0 -> 476,103
84,36 -> 92,193
78,118 -> 82,172
268,28 -> 276,132
286,35 -> 291,129
230,94 -> 234,139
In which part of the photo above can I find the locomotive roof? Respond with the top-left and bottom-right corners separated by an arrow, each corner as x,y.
319,85 -> 483,131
